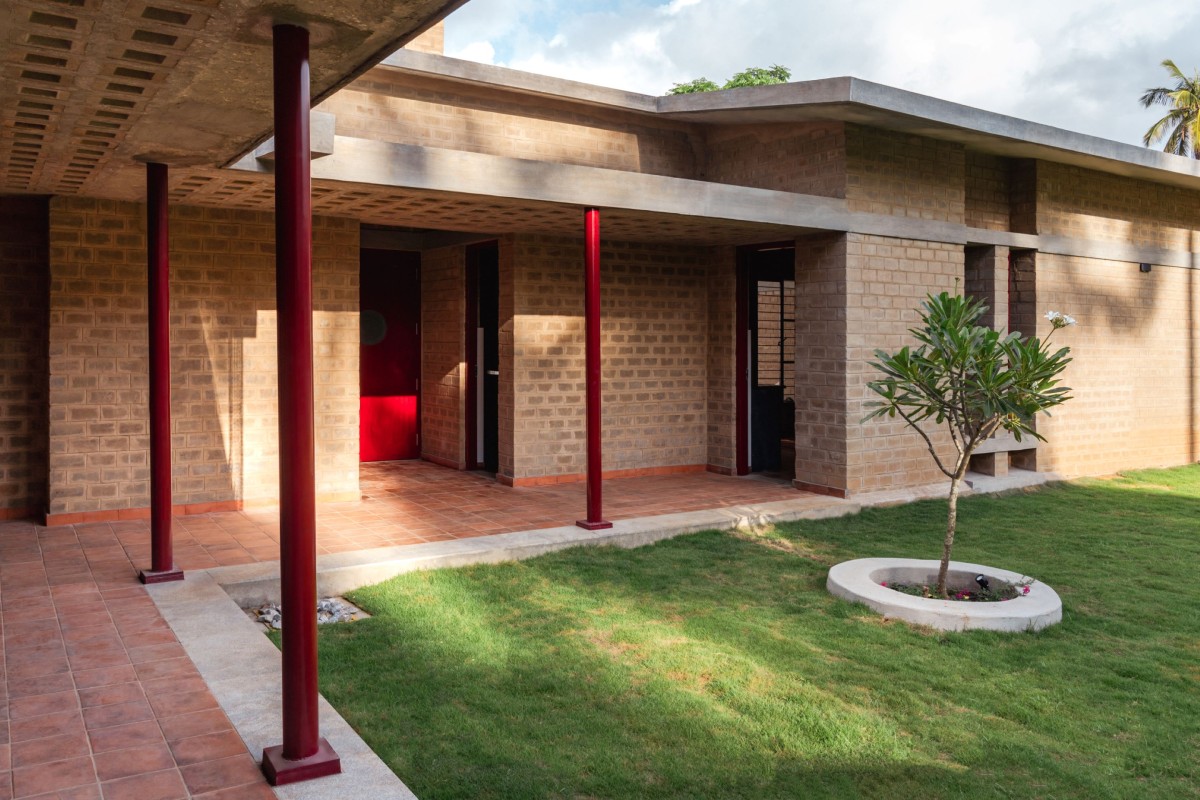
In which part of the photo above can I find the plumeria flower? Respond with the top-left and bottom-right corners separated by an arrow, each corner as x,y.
1022,585 -> 1031,595
1044,310 -> 1077,329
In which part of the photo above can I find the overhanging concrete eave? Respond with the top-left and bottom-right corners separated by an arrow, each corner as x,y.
230,135 -> 852,234
663,77 -> 1200,190
368,53 -> 1200,192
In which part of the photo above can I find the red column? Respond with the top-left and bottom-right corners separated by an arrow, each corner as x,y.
261,23 -> 341,787
139,162 -> 183,585
576,208 -> 612,530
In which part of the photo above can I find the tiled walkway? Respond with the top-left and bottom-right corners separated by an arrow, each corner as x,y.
0,521 -> 275,799
108,462 -> 804,571
0,463 -> 804,798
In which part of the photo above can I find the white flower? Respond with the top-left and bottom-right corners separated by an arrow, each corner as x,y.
1044,310 -> 1077,329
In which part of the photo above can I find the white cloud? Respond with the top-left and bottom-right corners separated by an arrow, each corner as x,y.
452,40 -> 497,64
443,0 -> 1200,146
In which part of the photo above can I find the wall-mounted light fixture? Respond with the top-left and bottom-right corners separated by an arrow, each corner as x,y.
1139,262 -> 1153,273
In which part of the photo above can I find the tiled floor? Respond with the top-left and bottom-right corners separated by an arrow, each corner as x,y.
0,462 -> 803,798
107,461 -> 805,572
0,522 -> 275,800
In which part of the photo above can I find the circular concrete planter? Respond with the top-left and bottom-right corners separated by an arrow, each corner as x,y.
827,558 -> 1062,632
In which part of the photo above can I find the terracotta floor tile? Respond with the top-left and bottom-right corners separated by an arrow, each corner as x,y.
71,665 -> 138,691
6,674 -> 74,700
86,720 -> 165,755
191,783 -> 277,800
77,682 -> 145,709
24,783 -> 103,799
146,689 -> 219,719
10,731 -> 91,769
8,691 -> 80,721
10,755 -> 96,798
10,710 -> 86,744
93,743 -> 175,782
132,658 -> 198,683
156,710 -> 233,744
166,730 -> 249,767
124,643 -> 185,665
82,699 -> 154,731
178,754 -> 264,796
99,769 -> 187,800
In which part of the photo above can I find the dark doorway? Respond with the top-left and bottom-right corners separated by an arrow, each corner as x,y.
737,245 -> 796,475
360,249 -> 421,462
466,242 -> 500,472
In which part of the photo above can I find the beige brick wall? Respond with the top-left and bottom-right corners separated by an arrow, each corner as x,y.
705,247 -> 737,473
1035,162 -> 1200,249
47,198 -> 359,519
845,126 -> 965,223
0,197 -> 49,516
703,123 -> 846,197
845,235 -> 963,493
794,233 -> 962,495
405,21 -> 444,54
419,243 -> 466,467
964,245 -> 1009,330
507,234 -> 710,480
1034,254 -> 1200,476
965,152 -> 1011,231
793,233 -> 850,491
319,72 -> 700,178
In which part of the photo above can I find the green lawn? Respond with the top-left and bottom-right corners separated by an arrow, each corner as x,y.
311,467 -> 1200,799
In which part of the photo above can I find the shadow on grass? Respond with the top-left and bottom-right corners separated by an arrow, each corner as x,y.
315,467 -> 1200,800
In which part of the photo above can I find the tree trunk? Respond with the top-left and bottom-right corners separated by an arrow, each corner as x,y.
936,474 -> 963,597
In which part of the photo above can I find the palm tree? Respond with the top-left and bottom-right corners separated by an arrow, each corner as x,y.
1140,59 -> 1200,158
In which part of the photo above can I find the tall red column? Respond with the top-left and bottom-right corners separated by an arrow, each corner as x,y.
576,208 -> 612,531
261,23 -> 341,786
139,162 -> 183,585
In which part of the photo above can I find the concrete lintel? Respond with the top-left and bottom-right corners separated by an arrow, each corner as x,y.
280,136 -> 852,231
361,228 -> 499,251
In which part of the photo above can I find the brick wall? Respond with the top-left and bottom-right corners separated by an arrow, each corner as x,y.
845,126 -> 965,223
965,152 -> 1011,231
405,21 -> 444,54
319,72 -> 700,178
794,233 -> 962,495
0,197 -> 49,517
507,234 -> 710,481
793,233 -> 850,492
706,247 -> 737,473
965,245 -> 1009,330
1036,162 -> 1200,249
419,243 -> 466,467
845,235 -> 963,493
1034,254 -> 1200,476
46,198 -> 359,521
702,122 -> 846,197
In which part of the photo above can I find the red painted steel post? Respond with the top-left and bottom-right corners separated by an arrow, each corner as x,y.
576,208 -> 612,531
260,23 -> 340,786
139,162 -> 183,585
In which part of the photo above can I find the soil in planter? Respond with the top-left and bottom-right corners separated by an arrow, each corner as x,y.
881,580 -> 1031,602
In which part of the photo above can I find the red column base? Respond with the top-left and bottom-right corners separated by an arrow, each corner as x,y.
262,738 -> 341,786
575,519 -> 613,531
138,568 -> 184,585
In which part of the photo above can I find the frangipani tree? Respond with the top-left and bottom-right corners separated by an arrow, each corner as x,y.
864,293 -> 1075,596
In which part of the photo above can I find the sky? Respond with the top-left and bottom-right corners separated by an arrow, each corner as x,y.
441,0 -> 1200,149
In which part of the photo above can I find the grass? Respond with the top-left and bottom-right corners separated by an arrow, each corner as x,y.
306,466 -> 1200,799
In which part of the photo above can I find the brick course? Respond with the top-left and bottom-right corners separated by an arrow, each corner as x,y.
0,197 -> 49,516
46,198 -> 359,519
319,73 -> 700,179
703,123 -> 846,197
846,126 -> 965,223
419,243 -> 466,467
507,234 -> 710,481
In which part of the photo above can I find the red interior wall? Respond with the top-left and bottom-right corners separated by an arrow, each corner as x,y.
360,249 -> 421,462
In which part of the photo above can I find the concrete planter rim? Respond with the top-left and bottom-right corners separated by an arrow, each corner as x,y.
827,557 -> 1062,632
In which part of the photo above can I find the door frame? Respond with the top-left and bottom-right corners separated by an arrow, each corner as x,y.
464,241 -> 499,470
735,242 -> 797,475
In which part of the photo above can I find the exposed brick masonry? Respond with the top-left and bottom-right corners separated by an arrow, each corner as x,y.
845,126 -> 965,223
319,72 -> 700,179
419,243 -> 466,468
702,122 -> 847,197
46,198 -> 359,522
508,234 -> 710,480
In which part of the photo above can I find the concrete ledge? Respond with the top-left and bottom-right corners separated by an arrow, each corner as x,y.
210,495 -> 862,607
827,558 -> 1062,632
